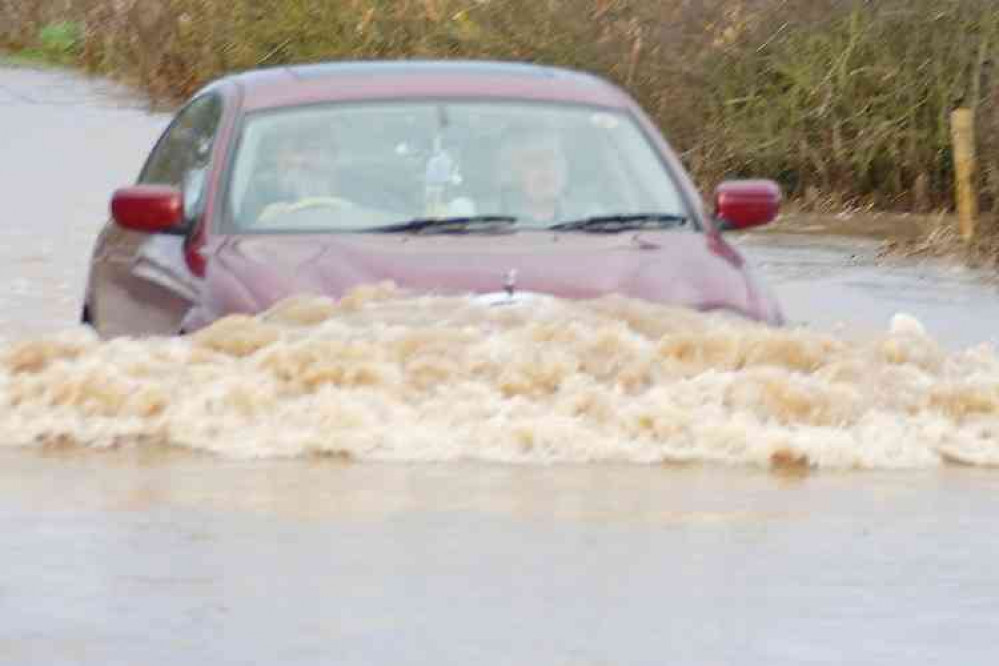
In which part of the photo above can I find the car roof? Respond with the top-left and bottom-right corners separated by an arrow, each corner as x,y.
225,60 -> 635,112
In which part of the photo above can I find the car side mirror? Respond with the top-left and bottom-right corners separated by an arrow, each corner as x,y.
713,179 -> 781,231
111,185 -> 185,234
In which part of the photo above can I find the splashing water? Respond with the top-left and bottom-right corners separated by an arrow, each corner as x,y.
2,285 -> 997,469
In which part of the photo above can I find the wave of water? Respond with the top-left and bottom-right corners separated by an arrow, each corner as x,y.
2,284 -> 997,469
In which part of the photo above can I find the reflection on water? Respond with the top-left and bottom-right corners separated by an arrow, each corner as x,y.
5,445 -> 999,666
2,286 -> 996,469
1,446 -> 805,522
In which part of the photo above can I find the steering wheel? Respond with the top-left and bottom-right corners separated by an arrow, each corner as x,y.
288,196 -> 354,211
257,196 -> 354,224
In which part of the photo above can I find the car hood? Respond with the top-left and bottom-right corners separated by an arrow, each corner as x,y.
192,230 -> 780,327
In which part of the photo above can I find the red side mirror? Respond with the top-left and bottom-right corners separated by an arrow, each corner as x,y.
714,179 -> 781,231
111,185 -> 183,233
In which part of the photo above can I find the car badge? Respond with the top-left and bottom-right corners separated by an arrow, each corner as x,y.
504,269 -> 518,296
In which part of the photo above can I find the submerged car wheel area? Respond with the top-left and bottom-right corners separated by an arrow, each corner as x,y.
83,60 -> 783,338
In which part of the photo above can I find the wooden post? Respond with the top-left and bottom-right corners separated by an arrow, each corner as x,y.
950,108 -> 978,242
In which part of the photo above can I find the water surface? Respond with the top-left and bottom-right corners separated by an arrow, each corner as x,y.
2,64 -> 998,665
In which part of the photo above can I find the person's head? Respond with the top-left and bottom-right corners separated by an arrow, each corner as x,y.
261,120 -> 338,200
499,127 -> 568,216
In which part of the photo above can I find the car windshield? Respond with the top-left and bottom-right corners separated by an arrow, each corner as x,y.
227,101 -> 689,232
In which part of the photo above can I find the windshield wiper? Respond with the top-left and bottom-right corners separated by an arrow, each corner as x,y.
548,213 -> 689,233
368,215 -> 518,234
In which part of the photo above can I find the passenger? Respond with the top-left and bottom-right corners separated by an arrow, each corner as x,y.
496,127 -> 570,226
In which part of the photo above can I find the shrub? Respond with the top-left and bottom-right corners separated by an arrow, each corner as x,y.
698,0 -> 999,210
3,0 -> 998,215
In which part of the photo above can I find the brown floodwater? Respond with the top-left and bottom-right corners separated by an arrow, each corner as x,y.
2,64 -> 998,665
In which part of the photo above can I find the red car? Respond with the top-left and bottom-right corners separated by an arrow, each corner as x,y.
83,60 -> 783,336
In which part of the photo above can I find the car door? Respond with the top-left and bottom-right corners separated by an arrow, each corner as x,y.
87,92 -> 224,337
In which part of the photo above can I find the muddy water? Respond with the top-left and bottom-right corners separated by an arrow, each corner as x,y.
4,289 -> 999,468
741,231 -> 999,350
2,65 -> 999,665
0,66 -> 166,338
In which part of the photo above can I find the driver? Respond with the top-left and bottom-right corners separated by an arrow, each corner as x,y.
241,121 -> 346,225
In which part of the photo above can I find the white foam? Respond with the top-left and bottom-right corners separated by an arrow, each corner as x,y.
1,289 -> 996,469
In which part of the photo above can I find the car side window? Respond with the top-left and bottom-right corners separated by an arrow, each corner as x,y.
140,93 -> 223,221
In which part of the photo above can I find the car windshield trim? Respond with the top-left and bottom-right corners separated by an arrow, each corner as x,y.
548,213 -> 690,233
367,215 -> 518,234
